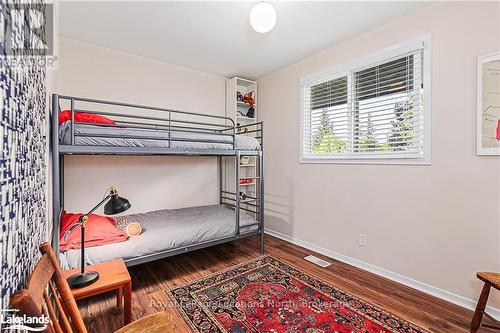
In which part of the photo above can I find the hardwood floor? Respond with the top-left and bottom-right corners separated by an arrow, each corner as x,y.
76,235 -> 495,333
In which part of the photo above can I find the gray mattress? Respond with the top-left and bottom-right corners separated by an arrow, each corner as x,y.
59,205 -> 259,269
59,122 -> 260,150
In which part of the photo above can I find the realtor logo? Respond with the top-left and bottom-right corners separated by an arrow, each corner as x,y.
0,2 -> 54,56
0,309 -> 50,332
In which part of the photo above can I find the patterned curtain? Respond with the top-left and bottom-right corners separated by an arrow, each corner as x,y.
0,0 -> 48,309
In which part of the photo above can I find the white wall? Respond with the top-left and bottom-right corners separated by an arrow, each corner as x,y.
57,37 -> 227,214
258,1 -> 500,310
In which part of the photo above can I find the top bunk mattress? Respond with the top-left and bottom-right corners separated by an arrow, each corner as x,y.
59,205 -> 258,269
59,122 -> 260,151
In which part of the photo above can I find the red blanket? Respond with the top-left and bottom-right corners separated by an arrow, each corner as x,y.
59,211 -> 128,252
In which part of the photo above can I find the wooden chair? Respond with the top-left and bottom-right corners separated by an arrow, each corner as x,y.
10,242 -> 174,333
471,272 -> 500,333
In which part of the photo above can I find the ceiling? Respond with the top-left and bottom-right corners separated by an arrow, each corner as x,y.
59,1 -> 432,79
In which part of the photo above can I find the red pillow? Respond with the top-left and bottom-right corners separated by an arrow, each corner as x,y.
59,211 -> 128,252
58,110 -> 116,126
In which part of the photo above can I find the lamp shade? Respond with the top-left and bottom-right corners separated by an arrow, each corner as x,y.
104,194 -> 131,215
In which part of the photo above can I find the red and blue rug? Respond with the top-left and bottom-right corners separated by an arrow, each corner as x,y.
167,255 -> 430,333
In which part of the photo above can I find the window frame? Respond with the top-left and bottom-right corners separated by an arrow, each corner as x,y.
299,34 -> 432,165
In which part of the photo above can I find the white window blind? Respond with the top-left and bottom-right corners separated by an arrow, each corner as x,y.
301,42 -> 429,163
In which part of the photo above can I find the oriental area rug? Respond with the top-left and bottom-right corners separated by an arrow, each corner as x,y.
167,255 -> 430,333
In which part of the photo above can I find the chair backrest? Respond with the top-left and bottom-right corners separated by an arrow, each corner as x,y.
9,242 -> 88,333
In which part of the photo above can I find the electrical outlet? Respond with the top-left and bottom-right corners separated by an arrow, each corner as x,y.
358,233 -> 368,247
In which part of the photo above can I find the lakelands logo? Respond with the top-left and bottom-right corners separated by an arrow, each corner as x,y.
0,309 -> 49,332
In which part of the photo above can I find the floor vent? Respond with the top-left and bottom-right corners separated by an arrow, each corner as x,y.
304,255 -> 331,268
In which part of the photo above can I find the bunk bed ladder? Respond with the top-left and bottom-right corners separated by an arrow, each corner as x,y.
235,151 -> 241,236
234,148 -> 265,254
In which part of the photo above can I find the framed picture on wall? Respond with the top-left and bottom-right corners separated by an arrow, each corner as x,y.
477,51 -> 500,155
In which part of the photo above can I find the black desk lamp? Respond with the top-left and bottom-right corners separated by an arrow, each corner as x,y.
65,187 -> 131,288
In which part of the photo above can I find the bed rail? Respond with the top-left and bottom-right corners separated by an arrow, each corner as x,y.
54,94 -> 237,153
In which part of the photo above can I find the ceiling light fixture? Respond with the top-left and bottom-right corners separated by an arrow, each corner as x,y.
250,2 -> 277,34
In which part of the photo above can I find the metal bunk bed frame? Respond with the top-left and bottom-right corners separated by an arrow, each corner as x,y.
51,93 -> 264,267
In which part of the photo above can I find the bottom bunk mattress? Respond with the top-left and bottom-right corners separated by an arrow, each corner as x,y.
59,205 -> 259,269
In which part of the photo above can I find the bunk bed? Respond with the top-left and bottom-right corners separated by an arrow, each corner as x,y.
51,94 -> 264,268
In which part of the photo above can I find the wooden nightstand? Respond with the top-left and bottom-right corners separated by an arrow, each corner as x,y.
63,259 -> 132,325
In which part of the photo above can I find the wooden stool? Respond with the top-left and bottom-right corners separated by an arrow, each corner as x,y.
471,272 -> 500,332
63,259 -> 132,325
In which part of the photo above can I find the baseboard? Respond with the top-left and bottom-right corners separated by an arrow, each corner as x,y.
265,228 -> 500,320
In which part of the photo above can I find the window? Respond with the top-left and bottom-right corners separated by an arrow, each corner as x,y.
301,36 -> 431,164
